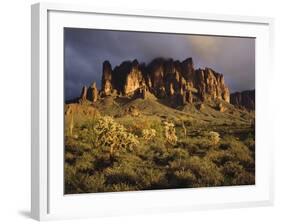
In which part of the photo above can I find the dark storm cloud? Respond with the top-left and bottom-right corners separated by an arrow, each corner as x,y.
64,28 -> 255,100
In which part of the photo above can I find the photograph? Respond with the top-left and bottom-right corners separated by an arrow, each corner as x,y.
64,28 -> 255,194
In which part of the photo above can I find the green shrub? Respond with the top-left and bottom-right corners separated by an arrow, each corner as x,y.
219,136 -> 254,164
222,161 -> 243,177
105,166 -> 139,186
222,161 -> 255,185
150,146 -> 189,166
233,171 -> 255,185
179,134 -> 218,156
219,143 -> 230,150
86,174 -> 106,192
171,170 -> 196,187
65,164 -> 94,193
187,144 -> 208,157
136,167 -> 168,189
206,149 -> 235,166
107,183 -> 136,192
169,156 -> 224,187
244,137 -> 255,152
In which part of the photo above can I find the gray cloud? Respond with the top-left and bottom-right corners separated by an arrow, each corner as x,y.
64,28 -> 255,100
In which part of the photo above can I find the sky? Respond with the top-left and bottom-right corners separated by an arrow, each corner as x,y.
64,28 -> 255,100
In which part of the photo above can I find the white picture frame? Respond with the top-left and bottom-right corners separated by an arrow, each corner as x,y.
31,2 -> 274,221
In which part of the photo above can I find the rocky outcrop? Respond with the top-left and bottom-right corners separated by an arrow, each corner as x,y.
79,86 -> 88,103
87,82 -> 98,103
78,83 -> 99,104
139,82 -> 147,99
181,57 -> 195,81
107,60 -> 145,96
186,90 -> 193,103
147,58 -> 166,97
194,68 -> 229,102
101,61 -> 113,96
217,102 -> 227,112
147,58 -> 229,104
123,60 -> 144,95
197,103 -> 205,111
98,57 -> 230,107
230,90 -> 255,110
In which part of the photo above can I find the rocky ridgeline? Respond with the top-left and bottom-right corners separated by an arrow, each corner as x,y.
230,90 -> 255,110
79,57 -> 230,107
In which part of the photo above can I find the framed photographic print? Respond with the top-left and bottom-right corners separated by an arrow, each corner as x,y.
31,2 -> 274,221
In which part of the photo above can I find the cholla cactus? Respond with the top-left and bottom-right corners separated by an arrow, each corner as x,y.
93,116 -> 139,160
163,121 -> 177,145
207,131 -> 220,145
142,128 -> 156,141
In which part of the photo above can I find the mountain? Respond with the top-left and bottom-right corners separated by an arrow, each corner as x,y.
78,58 -> 231,107
66,57 -> 256,130
64,57 -> 256,194
230,90 -> 255,111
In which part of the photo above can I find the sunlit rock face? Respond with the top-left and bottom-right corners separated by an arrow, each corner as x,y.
97,57 -> 231,106
193,68 -> 230,102
123,60 -> 144,95
101,61 -> 113,96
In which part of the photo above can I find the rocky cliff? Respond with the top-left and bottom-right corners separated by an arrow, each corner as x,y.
95,57 -> 230,106
230,90 -> 255,110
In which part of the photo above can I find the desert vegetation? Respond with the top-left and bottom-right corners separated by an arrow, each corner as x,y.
64,98 -> 255,194
64,56 -> 255,194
